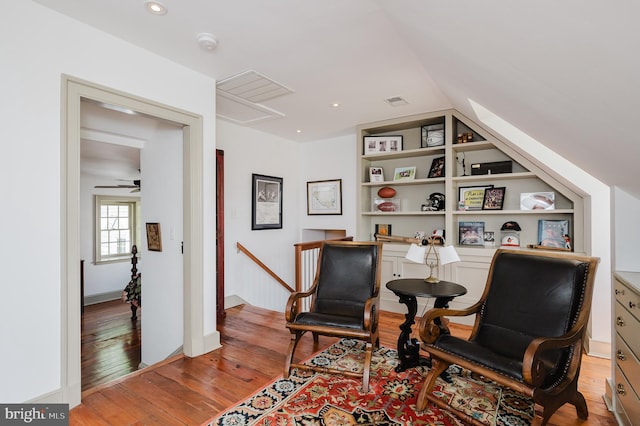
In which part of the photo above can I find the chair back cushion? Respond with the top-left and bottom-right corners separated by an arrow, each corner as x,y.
313,243 -> 379,320
469,251 -> 591,381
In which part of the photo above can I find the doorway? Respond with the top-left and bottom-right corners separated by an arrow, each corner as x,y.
62,75 -> 207,407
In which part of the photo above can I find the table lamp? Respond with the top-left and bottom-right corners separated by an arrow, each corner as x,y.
405,239 -> 460,283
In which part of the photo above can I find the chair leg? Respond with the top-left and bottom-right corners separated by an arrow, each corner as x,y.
534,377 -> 588,426
360,341 -> 373,393
284,331 -> 303,378
415,358 -> 450,411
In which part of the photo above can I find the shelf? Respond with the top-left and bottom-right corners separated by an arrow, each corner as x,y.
362,146 -> 444,161
453,172 -> 536,182
363,177 -> 445,187
452,209 -> 574,215
363,211 -> 445,216
452,141 -> 493,152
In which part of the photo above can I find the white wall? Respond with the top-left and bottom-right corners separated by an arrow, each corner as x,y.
613,187 -> 640,272
0,2 -> 216,403
299,135 -> 358,239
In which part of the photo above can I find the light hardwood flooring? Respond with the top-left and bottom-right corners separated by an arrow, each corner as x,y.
71,304 -> 616,425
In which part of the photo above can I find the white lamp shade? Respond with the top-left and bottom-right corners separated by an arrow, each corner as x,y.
438,245 -> 461,265
405,243 -> 426,264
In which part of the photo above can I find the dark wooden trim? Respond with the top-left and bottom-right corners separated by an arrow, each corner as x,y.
216,149 -> 225,322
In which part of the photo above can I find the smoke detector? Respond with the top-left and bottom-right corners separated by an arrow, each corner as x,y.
197,33 -> 219,51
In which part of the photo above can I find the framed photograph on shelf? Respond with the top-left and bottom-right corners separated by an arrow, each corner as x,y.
459,221 -> 485,246
375,224 -> 392,237
520,192 -> 555,210
428,156 -> 445,178
538,219 -> 571,250
363,135 -> 403,154
307,179 -> 342,215
482,187 -> 506,210
393,166 -> 416,181
369,167 -> 384,183
252,173 -> 283,230
458,185 -> 493,211
146,222 -> 162,252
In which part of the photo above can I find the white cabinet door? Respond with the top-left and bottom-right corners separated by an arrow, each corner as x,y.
448,259 -> 490,326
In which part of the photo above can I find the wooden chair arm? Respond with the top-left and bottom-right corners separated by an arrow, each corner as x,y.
418,302 -> 483,343
522,324 -> 586,386
363,296 -> 379,331
284,285 -> 316,322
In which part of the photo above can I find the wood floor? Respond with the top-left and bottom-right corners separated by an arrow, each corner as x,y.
71,303 -> 616,425
81,300 -> 141,391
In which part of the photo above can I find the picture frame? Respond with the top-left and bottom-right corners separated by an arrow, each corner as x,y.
393,166 -> 416,181
307,179 -> 342,215
483,231 -> 495,247
428,156 -> 445,178
458,185 -> 493,211
482,187 -> 506,210
252,173 -> 283,230
375,224 -> 392,237
146,222 -> 162,252
363,135 -> 403,154
459,221 -> 485,246
369,166 -> 384,183
538,219 -> 571,250
421,123 -> 445,147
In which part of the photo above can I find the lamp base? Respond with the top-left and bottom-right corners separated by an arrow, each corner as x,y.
424,276 -> 440,283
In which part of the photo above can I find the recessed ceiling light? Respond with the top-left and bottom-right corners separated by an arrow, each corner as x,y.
331,103 -> 341,108
296,130 -> 302,133
145,1 -> 167,15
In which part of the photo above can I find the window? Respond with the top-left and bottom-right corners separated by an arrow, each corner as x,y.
95,196 -> 140,263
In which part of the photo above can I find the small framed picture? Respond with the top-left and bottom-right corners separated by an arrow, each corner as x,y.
459,221 -> 485,246
369,167 -> 384,183
307,179 -> 342,215
146,222 -> 162,252
363,135 -> 403,154
375,224 -> 392,237
393,166 -> 416,181
252,173 -> 283,230
482,187 -> 506,210
538,219 -> 571,250
428,156 -> 445,178
458,185 -> 493,211
483,231 -> 495,247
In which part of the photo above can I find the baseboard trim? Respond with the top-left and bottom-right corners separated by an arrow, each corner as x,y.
224,294 -> 247,309
84,290 -> 122,306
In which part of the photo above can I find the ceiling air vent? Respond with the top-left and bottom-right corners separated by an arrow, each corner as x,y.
385,96 -> 408,107
217,70 -> 294,103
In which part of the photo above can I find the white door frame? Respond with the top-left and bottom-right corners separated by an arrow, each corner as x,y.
61,75 -> 205,407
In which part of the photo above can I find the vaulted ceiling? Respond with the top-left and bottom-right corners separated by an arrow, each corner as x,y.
34,0 -> 640,197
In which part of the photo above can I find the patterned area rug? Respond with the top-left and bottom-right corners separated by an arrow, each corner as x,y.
204,339 -> 534,426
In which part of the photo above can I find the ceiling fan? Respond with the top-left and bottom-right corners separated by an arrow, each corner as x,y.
95,179 -> 141,193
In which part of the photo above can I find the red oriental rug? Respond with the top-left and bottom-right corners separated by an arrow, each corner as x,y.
204,339 -> 534,426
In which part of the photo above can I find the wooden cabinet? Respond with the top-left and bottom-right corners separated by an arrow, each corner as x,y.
613,272 -> 640,426
356,109 -> 585,253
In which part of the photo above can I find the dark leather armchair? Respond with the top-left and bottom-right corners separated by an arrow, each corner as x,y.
284,241 -> 382,392
416,249 -> 599,426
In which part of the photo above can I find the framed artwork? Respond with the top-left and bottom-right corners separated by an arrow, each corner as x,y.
459,221 -> 485,246
252,174 -> 283,230
375,224 -> 392,237
458,185 -> 493,211
428,156 -> 445,178
307,179 -> 342,215
538,219 -> 571,250
363,135 -> 403,154
482,187 -> 506,210
146,222 -> 162,252
369,167 -> 384,182
393,166 -> 416,181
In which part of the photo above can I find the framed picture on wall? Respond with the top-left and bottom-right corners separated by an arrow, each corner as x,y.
307,179 -> 342,215
146,222 -> 162,251
252,174 -> 283,230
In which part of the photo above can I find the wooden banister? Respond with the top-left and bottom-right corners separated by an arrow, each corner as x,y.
236,242 -> 295,293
